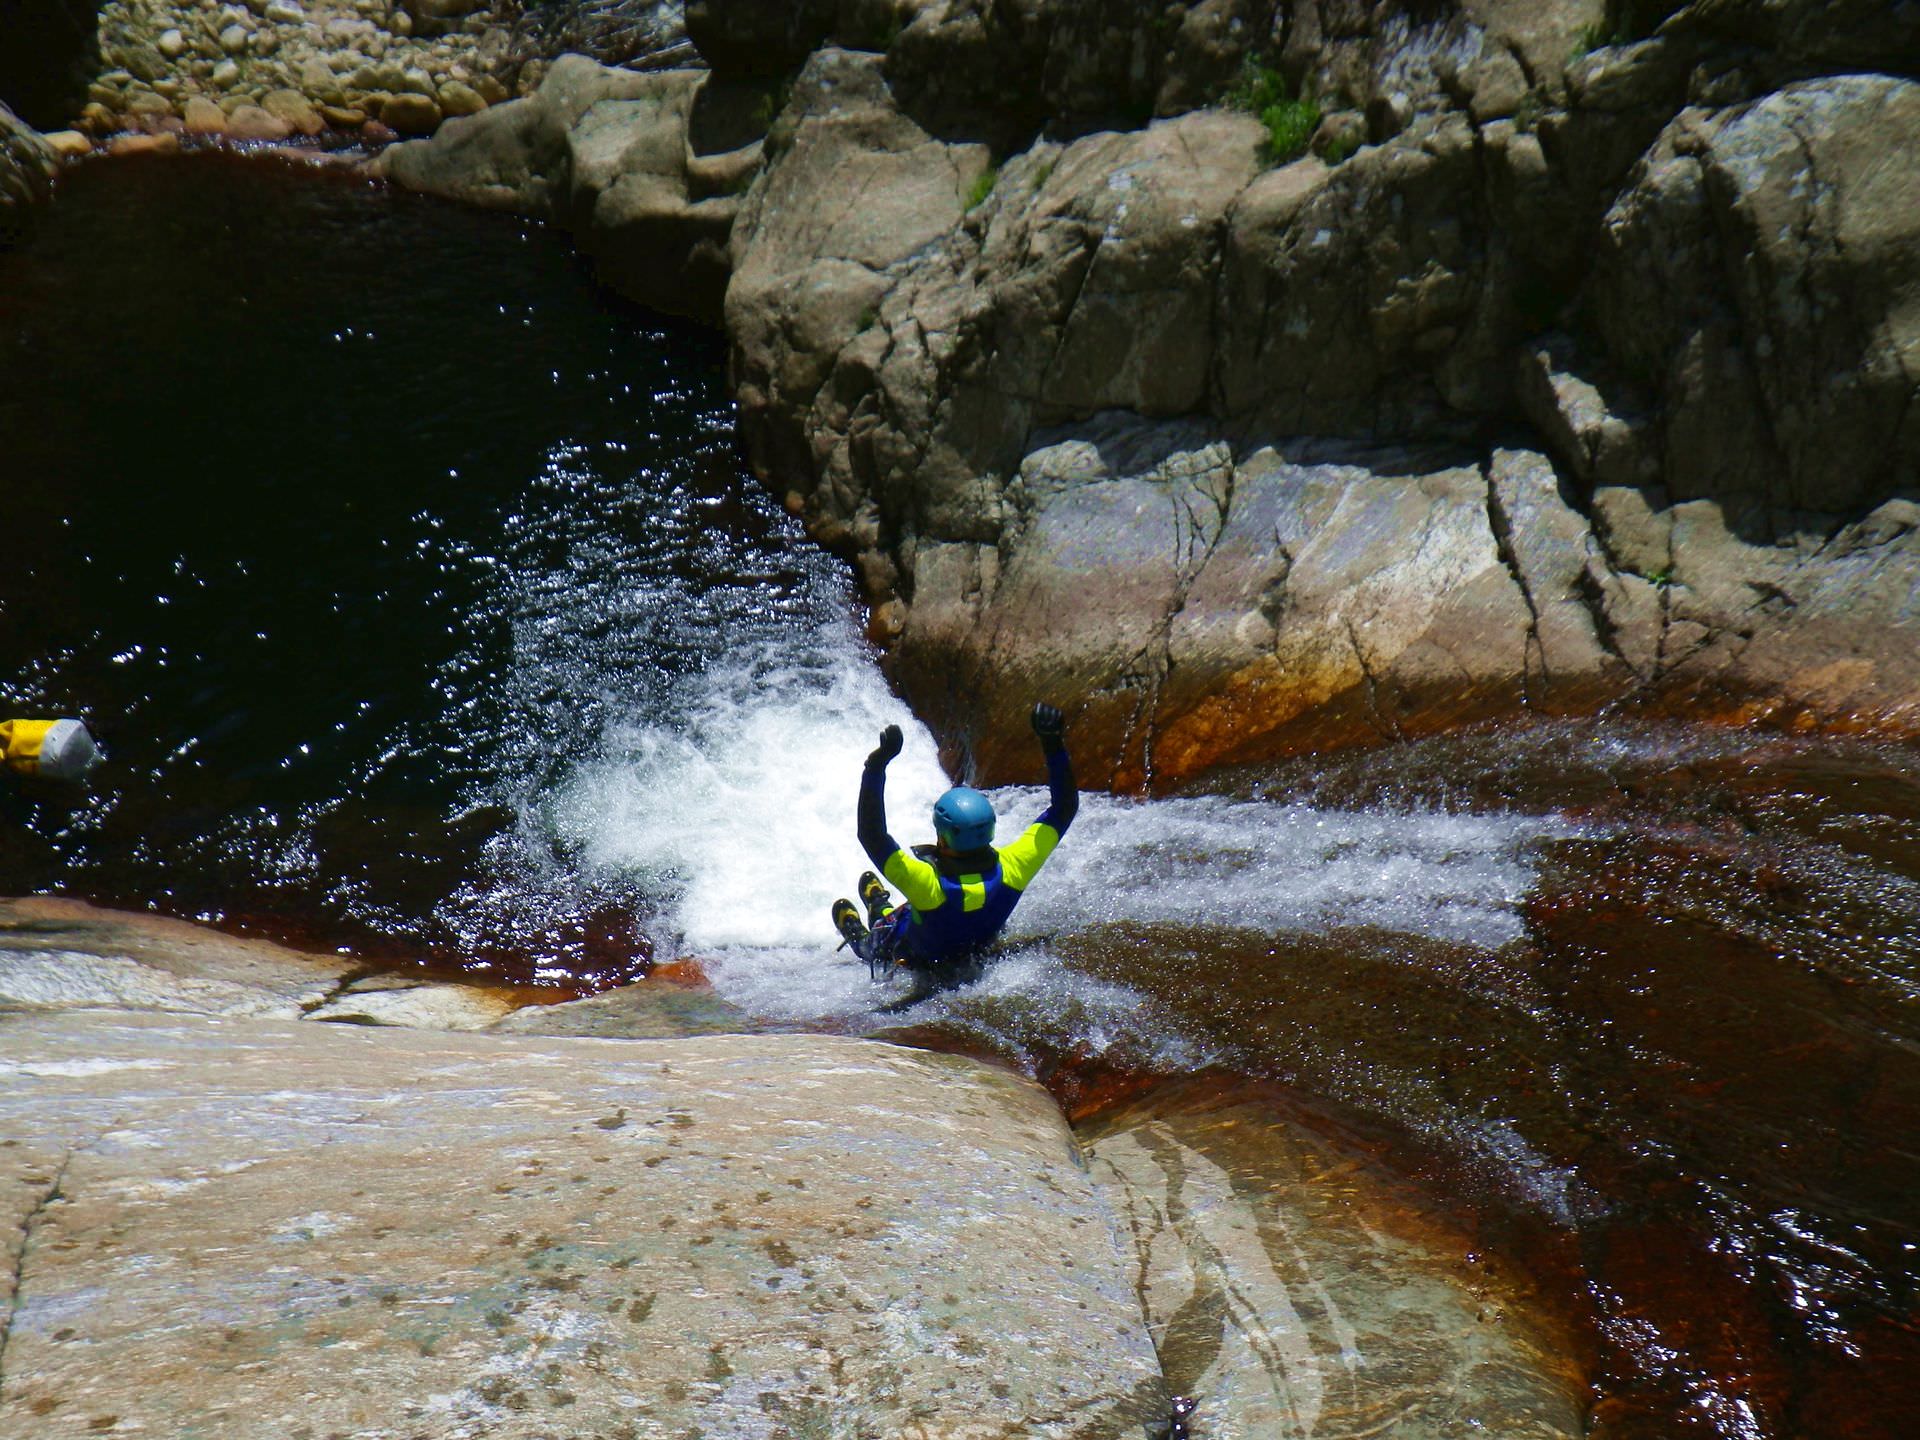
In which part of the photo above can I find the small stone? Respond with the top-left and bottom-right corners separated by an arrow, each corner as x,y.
297,56 -> 338,99
107,131 -> 182,156
44,130 -> 93,159
78,102 -> 117,134
435,79 -> 482,116
264,0 -> 303,18
378,91 -> 440,134
182,96 -> 229,133
388,6 -> 411,35
317,104 -> 367,128
471,73 -> 507,105
212,58 -> 242,88
399,66 -> 434,96
220,24 -> 249,53
356,61 -> 405,91
250,29 -> 278,55
224,103 -> 292,140
359,117 -> 397,145
262,88 -> 322,135
126,90 -> 175,117
158,28 -> 189,60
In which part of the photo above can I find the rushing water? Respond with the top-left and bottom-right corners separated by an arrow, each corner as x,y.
4,157 -> 1919,1438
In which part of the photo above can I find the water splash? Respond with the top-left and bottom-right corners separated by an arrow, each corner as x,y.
522,614 -> 1586,1045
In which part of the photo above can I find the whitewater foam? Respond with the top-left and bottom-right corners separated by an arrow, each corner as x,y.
524,615 -> 1579,1035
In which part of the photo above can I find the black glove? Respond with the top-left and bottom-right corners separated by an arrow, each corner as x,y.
867,723 -> 904,768
1030,702 -> 1066,751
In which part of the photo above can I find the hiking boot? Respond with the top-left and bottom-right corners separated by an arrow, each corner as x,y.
831,898 -> 867,950
858,871 -> 891,924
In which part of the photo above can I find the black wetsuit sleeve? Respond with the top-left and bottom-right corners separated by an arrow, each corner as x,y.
858,762 -> 901,871
1037,744 -> 1078,835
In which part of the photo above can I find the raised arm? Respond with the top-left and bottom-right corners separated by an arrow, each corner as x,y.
857,725 -> 944,910
857,724 -> 904,871
999,702 -> 1077,890
1031,702 -> 1078,835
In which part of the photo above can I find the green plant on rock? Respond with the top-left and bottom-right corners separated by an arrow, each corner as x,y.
1259,94 -> 1321,164
965,164 -> 999,211
1225,57 -> 1289,114
1224,58 -> 1320,165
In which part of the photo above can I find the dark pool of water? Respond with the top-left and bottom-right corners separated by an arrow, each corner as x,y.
0,153 -> 842,984
6,157 -> 1919,1439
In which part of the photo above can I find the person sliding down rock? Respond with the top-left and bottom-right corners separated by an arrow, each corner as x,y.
833,703 -> 1078,978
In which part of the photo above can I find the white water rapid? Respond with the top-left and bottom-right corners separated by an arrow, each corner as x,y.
518,612 -> 1581,1041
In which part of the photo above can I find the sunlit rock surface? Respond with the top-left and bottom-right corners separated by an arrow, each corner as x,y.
1083,1092 -> 1587,1439
0,897 -> 352,1018
0,1010 -> 1166,1438
0,898 -> 516,1030
489,973 -> 752,1039
378,55 -> 761,323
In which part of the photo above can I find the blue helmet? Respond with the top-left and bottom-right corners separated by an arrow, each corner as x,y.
932,786 -> 996,851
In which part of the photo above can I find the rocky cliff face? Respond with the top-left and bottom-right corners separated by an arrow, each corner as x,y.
28,0 -> 1920,782
386,0 -> 1920,785
711,3 -> 1920,783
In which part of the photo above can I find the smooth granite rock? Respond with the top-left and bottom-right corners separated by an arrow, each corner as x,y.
379,57 -> 757,323
0,898 -> 515,1030
0,1010 -> 1167,1438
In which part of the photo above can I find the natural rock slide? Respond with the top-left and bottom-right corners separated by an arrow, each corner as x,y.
0,902 -> 1586,1436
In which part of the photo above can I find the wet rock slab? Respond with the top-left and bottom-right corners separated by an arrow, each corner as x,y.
1083,1092 -> 1587,1439
0,897 -> 516,1030
0,1010 -> 1165,1438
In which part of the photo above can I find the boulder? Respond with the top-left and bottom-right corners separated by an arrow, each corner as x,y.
380,55 -> 666,213
1591,75 -> 1920,517
1215,110 -> 1508,436
890,418 -> 1630,785
0,1009 -> 1167,1438
1083,1089 -> 1589,1438
379,57 -> 754,324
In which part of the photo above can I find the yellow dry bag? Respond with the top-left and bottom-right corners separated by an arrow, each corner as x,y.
1,718 -> 100,782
